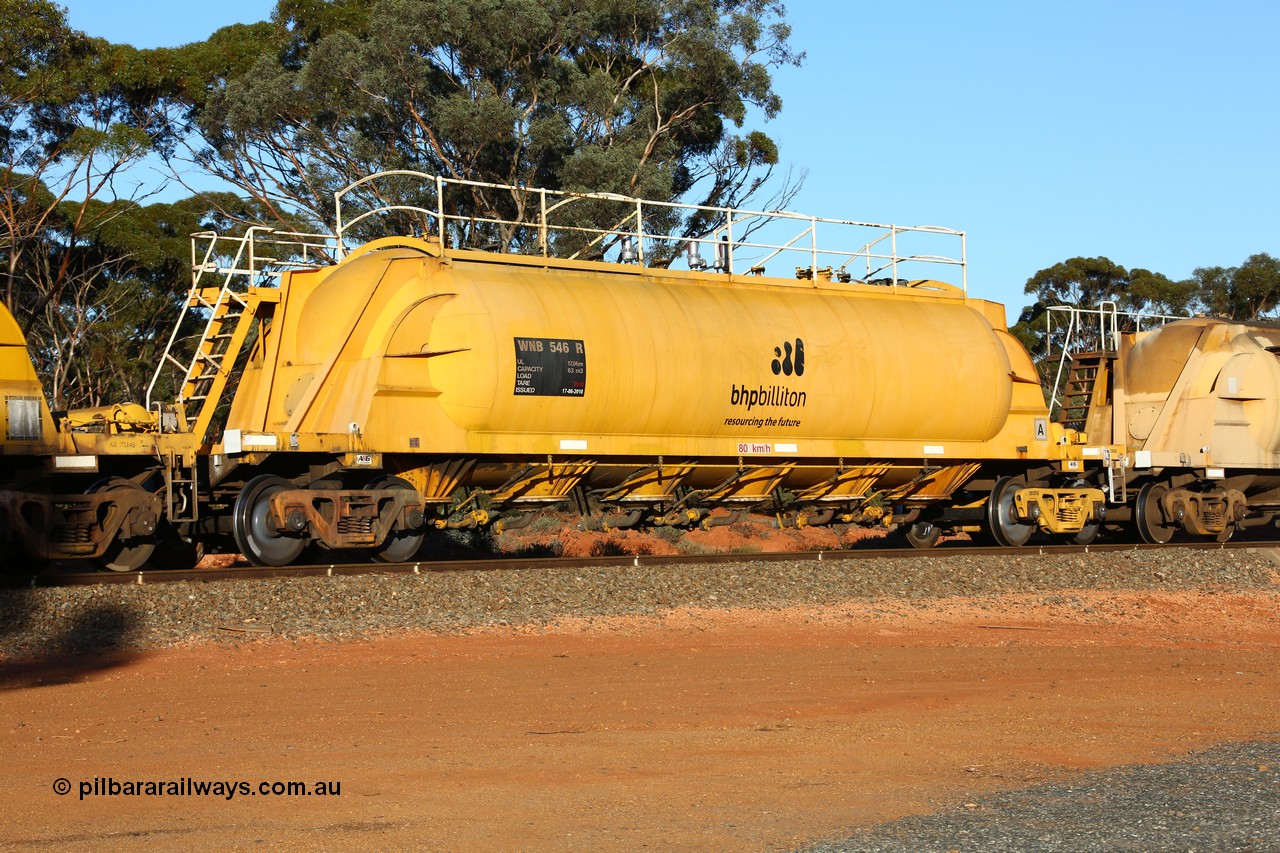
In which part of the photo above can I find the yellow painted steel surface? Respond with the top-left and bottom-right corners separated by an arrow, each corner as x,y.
1124,318 -> 1280,467
0,303 -> 56,454
227,238 -> 1061,465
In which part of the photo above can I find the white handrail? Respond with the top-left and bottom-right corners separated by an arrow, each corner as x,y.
331,170 -> 968,291
1045,304 -> 1188,416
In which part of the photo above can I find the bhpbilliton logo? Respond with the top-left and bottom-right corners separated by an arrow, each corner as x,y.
729,338 -> 808,412
771,338 -> 805,377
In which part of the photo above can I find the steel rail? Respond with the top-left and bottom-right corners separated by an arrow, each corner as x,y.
9,538 -> 1273,590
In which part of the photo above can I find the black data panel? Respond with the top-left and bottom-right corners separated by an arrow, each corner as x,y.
513,337 -> 586,397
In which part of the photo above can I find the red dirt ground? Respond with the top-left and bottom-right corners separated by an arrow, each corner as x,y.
2,588 -> 1279,851
489,513 -> 889,558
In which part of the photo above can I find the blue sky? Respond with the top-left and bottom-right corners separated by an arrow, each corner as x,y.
58,1 -> 1280,314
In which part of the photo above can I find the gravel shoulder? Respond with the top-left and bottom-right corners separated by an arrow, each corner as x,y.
804,740 -> 1280,853
2,547 -> 1277,658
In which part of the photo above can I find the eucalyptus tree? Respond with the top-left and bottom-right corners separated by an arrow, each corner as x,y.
1193,253 -> 1280,321
1011,252 -> 1280,408
0,0 -> 189,324
0,1 -> 266,404
178,0 -> 804,248
1009,255 -> 1195,392
27,192 -> 269,409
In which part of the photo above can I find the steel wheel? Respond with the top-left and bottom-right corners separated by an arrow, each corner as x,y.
93,479 -> 157,572
233,475 -> 307,567
1134,481 -> 1176,544
904,520 -> 941,549
1062,520 -> 1100,546
370,476 -> 425,563
986,476 -> 1034,547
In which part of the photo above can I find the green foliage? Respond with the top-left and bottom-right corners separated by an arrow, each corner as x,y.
1,0 -> 805,406
1016,256 -> 1184,373
589,537 -> 632,557
0,0 -> 87,112
0,1 -> 280,406
1014,252 -> 1280,408
674,537 -> 718,555
179,0 -> 803,243
16,187 -> 270,407
650,525 -> 685,543
1195,253 -> 1280,321
0,4 -> 158,403
1017,252 -> 1280,335
527,514 -> 564,535
1127,267 -> 1198,316
1021,256 -> 1132,315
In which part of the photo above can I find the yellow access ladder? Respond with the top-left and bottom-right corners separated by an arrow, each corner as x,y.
146,226 -> 276,444
1058,352 -> 1108,431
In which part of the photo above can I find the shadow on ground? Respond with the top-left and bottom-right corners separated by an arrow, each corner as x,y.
0,592 -> 142,688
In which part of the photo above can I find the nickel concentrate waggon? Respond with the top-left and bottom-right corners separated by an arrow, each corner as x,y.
0,172 -> 1274,569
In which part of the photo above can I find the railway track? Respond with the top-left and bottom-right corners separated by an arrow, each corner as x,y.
11,537 -> 1271,589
